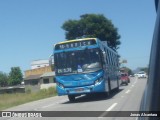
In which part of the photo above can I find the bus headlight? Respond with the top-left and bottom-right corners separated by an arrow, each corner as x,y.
57,82 -> 64,89
95,77 -> 103,85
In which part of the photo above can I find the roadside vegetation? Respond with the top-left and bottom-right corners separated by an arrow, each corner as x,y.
0,87 -> 57,110
0,67 -> 23,87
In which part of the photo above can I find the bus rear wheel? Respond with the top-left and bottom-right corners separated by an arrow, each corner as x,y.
68,95 -> 75,102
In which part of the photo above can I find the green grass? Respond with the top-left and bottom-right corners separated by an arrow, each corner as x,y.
0,87 -> 57,110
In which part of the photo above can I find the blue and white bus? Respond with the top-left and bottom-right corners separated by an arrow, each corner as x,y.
50,38 -> 120,101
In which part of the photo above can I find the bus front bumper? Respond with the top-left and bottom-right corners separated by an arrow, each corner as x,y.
56,80 -> 106,96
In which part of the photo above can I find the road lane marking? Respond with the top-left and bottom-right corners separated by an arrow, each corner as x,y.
125,90 -> 130,94
106,103 -> 118,111
134,77 -> 138,83
133,80 -> 137,84
132,77 -> 137,84
98,103 -> 118,118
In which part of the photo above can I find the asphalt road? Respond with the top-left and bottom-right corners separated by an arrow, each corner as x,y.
1,77 -> 147,120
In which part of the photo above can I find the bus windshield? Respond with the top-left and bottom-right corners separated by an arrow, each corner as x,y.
54,48 -> 102,75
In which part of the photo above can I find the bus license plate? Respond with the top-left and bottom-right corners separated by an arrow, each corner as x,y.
75,88 -> 84,92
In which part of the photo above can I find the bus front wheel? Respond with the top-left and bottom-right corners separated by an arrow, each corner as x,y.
68,95 -> 75,102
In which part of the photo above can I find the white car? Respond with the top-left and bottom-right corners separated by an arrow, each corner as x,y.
137,71 -> 147,78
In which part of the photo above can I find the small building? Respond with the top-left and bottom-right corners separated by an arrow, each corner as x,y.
40,72 -> 56,89
24,64 -> 55,92
31,59 -> 50,70
24,74 -> 42,92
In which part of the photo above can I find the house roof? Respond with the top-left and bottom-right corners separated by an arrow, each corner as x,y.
40,72 -> 55,77
24,74 -> 42,81
24,72 -> 55,81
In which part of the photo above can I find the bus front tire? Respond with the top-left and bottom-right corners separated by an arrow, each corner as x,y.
68,95 -> 75,102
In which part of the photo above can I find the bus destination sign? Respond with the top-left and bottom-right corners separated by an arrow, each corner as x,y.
55,39 -> 96,50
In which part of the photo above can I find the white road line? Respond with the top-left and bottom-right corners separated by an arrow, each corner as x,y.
125,90 -> 131,94
136,117 -> 138,120
98,103 -> 118,118
106,103 -> 118,111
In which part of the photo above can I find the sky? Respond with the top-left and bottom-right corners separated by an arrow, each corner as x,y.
0,0 -> 156,74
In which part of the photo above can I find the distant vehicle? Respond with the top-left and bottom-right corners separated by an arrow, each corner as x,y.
50,38 -> 120,102
129,74 -> 135,77
134,73 -> 138,76
137,71 -> 147,78
120,73 -> 130,85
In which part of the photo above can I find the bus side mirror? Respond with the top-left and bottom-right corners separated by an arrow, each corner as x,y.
100,51 -> 106,67
102,51 -> 106,64
49,55 -> 54,71
102,51 -> 106,59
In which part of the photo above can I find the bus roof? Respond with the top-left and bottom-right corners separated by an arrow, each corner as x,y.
54,38 -> 97,46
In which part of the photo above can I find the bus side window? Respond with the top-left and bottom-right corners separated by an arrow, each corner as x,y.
111,53 -> 113,66
113,55 -> 116,66
116,56 -> 119,67
112,53 -> 114,66
109,51 -> 112,65
112,54 -> 114,66
108,51 -> 111,65
105,49 -> 108,64
106,50 -> 109,64
110,52 -> 113,66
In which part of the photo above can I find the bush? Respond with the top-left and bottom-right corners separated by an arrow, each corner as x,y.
0,86 -> 57,110
26,88 -> 31,94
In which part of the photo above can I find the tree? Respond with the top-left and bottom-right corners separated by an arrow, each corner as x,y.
8,67 -> 23,86
62,14 -> 121,50
0,72 -> 8,87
